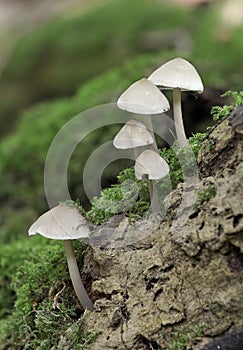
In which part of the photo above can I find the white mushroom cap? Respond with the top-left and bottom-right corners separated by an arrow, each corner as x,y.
113,119 -> 154,149
135,149 -> 170,180
117,78 -> 170,115
28,204 -> 90,240
148,57 -> 204,93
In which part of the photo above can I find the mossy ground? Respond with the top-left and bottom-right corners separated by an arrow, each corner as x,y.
86,132 -> 206,225
0,237 -> 96,349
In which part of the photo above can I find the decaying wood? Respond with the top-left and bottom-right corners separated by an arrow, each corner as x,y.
59,109 -> 243,349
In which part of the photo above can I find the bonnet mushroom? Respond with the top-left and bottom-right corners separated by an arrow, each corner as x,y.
148,57 -> 204,147
113,118 -> 154,158
28,203 -> 94,311
117,78 -> 170,152
135,149 -> 170,213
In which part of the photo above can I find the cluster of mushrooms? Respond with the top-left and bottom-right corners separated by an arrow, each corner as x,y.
113,57 -> 204,213
28,57 -> 204,311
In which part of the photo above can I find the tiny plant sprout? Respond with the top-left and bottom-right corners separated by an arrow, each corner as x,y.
113,118 -> 154,158
28,203 -> 94,311
117,78 -> 170,152
135,149 -> 169,213
148,57 -> 204,147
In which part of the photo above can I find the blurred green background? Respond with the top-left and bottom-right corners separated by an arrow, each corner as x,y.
0,0 -> 242,346
1,0 -> 243,241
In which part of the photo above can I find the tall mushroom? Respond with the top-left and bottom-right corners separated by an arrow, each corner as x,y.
135,149 -> 170,213
117,78 -> 170,152
113,118 -> 154,158
28,203 -> 94,311
148,57 -> 204,147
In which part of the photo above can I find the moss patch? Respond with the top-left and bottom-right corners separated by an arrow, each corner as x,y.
0,236 -> 95,349
87,132 -> 206,225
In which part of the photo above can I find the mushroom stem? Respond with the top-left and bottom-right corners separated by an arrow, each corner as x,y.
142,115 -> 159,153
133,147 -> 141,160
64,240 -> 94,311
173,88 -> 188,147
148,178 -> 160,214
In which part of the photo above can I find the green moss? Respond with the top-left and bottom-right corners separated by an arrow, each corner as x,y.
86,167 -> 150,224
211,91 -> 243,121
198,183 -> 216,204
87,132 -> 206,225
0,236 -> 95,349
168,324 -> 205,350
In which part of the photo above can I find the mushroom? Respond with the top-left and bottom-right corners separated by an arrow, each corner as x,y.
148,57 -> 204,147
117,78 -> 170,152
28,203 -> 94,311
113,118 -> 154,158
135,149 -> 170,213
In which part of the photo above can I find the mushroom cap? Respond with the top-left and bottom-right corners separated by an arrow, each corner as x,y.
148,57 -> 204,93
113,119 -> 154,149
135,149 -> 170,180
117,78 -> 170,115
28,204 -> 90,240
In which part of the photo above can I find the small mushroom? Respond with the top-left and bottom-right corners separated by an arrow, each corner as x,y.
117,78 -> 170,152
28,203 -> 94,311
113,118 -> 154,158
148,57 -> 204,147
135,149 -> 169,213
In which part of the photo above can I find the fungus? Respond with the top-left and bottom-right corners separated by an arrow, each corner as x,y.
148,57 -> 204,147
113,118 -> 154,158
28,203 -> 94,311
135,149 -> 169,213
117,78 -> 170,152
